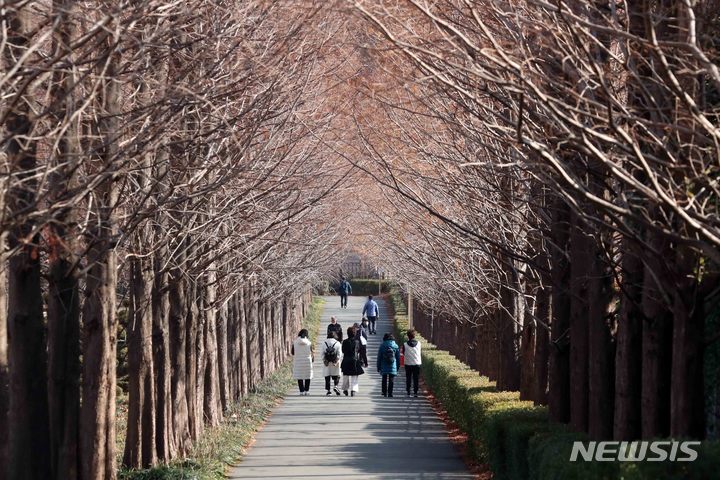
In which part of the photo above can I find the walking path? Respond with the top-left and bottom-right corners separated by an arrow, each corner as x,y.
227,295 -> 474,479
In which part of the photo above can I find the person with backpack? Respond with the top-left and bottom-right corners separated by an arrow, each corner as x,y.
322,331 -> 343,396
327,316 -> 343,341
377,333 -> 401,397
338,276 -> 352,309
403,329 -> 422,397
340,327 -> 364,396
354,323 -> 369,368
362,295 -> 380,334
292,329 -> 314,395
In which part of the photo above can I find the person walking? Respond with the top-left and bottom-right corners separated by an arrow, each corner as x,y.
292,329 -> 313,395
377,333 -> 400,397
327,315 -> 343,341
322,332 -> 343,396
341,327 -> 364,396
362,295 -> 380,334
354,323 -> 369,368
403,329 -> 422,397
338,276 -> 352,309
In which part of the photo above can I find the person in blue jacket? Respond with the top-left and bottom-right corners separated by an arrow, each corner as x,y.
338,276 -> 352,309
377,333 -> 401,397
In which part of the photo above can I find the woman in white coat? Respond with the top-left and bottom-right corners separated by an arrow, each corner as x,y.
292,329 -> 314,395
322,331 -> 343,395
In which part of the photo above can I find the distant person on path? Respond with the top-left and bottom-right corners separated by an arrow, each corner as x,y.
327,316 -> 343,341
403,329 -> 422,397
322,332 -> 343,396
338,276 -> 352,309
354,323 -> 369,368
341,327 -> 364,396
377,333 -> 400,397
292,329 -> 314,396
362,295 -> 379,334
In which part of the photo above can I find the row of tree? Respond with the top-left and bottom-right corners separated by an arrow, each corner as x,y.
348,0 -> 720,440
0,1 -> 350,478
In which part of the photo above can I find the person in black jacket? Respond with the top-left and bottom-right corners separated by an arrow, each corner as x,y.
327,316 -> 343,341
340,327 -> 364,396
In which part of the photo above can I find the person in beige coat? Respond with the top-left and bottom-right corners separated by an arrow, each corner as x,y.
292,329 -> 314,395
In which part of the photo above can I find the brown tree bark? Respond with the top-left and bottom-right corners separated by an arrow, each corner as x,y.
246,286 -> 260,389
152,248 -> 173,461
548,198 -> 571,423
5,7 -> 52,478
641,230 -> 672,438
614,238 -> 644,440
238,288 -> 248,396
670,245 -> 705,438
568,211 -> 591,433
123,256 -> 157,468
0,261 -> 7,475
533,286 -> 551,405
169,271 -> 191,456
217,301 -> 230,411
46,3 -> 81,477
203,268 -> 222,427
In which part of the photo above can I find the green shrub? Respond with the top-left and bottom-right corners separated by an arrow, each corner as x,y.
335,278 -> 391,296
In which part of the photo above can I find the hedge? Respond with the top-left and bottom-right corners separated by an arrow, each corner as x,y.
389,288 -> 720,480
329,278 -> 391,297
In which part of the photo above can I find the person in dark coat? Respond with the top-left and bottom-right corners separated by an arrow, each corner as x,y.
341,327 -> 364,396
354,322 -> 369,368
338,276 -> 352,309
327,316 -> 343,341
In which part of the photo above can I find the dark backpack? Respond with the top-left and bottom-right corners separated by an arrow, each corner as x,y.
323,341 -> 338,364
383,345 -> 395,363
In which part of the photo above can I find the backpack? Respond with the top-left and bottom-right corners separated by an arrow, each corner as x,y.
323,341 -> 338,365
383,344 -> 395,363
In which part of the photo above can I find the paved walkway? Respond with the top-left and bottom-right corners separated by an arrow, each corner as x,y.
227,295 -> 474,479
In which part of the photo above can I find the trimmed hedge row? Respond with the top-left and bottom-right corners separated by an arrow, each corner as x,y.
341,278 -> 391,296
389,290 -> 720,480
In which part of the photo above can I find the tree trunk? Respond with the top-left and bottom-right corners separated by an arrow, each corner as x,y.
533,286 -> 550,405
203,269 -> 222,427
152,249 -> 173,461
169,273 -> 191,456
670,245 -> 705,438
614,237 -> 644,440
123,256 -> 157,468
81,239 -> 118,480
238,289 -> 248,396
641,230 -> 672,438
0,259 -> 7,475
46,2 -> 81,476
548,198 -> 571,423
5,7 -> 52,478
217,301 -> 230,412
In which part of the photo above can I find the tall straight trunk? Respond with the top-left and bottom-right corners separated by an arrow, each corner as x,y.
548,198 -> 571,423
0,259 -> 7,474
258,301 -> 267,379
5,7 -> 52,478
169,272 -> 191,455
568,212 -> 591,433
186,283 -> 199,440
641,230 -> 672,438
614,237 -> 644,440
123,256 -> 157,468
190,283 -> 205,439
80,32 -> 122,480
152,248 -> 173,461
217,301 -> 230,411
46,2 -> 81,477
587,237 -> 615,440
670,245 -> 705,437
519,293 -> 536,401
246,286 -> 260,390
238,289 -> 248,396
203,269 -> 222,427
533,286 -> 551,405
